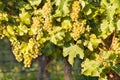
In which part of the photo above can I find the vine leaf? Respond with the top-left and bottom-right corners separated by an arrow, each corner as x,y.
29,25 -> 38,35
54,0 -> 73,18
7,25 -> 14,35
18,24 -> 28,36
117,20 -> 120,31
89,34 -> 101,50
81,59 -> 101,76
19,9 -> 31,25
28,0 -> 41,6
99,20 -> 110,39
112,64 -> 120,76
50,31 -> 65,46
62,19 -> 72,30
63,44 -> 84,66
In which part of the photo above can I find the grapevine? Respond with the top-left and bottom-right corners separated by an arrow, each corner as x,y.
0,0 -> 120,79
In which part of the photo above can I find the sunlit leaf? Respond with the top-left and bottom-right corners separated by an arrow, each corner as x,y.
88,42 -> 93,51
6,25 -> 14,35
81,59 -> 101,76
28,0 -> 41,6
19,9 -> 31,25
62,19 -> 72,30
63,44 -> 84,66
90,34 -> 101,48
54,0 -> 73,18
117,20 -> 120,31
29,26 -> 38,35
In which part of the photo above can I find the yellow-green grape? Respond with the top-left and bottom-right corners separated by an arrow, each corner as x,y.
70,1 -> 81,21
41,0 -> 52,18
30,16 -> 43,36
22,38 -> 40,67
32,16 -> 44,28
32,17 -> 40,28
23,54 -> 32,67
41,0 -> 53,33
71,20 -> 86,40
28,38 -> 40,58
44,17 -> 52,32
12,41 -> 23,62
11,38 -> 41,67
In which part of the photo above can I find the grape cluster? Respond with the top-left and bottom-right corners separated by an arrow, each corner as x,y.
41,0 -> 53,33
71,20 -> 86,40
70,1 -> 81,21
23,38 -> 40,67
11,38 -> 41,67
31,16 -> 44,35
23,54 -> 32,67
70,1 -> 86,40
12,40 -> 23,62
32,17 -> 41,28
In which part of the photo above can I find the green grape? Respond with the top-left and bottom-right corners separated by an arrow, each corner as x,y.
23,54 -> 32,67
41,0 -> 53,33
71,20 -> 86,40
22,38 -> 40,67
70,1 -> 81,21
12,40 -> 23,62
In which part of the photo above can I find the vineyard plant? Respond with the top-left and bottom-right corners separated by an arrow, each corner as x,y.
1,0 -> 120,80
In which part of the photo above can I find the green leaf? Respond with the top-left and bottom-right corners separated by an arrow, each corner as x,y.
62,19 -> 72,30
54,0 -> 73,18
83,4 -> 92,15
42,42 -> 56,56
63,44 -> 84,66
99,20 -> 110,39
20,42 -> 28,54
81,59 -> 101,76
28,0 -> 41,6
101,0 -> 119,21
18,24 -> 28,35
100,20 -> 109,32
50,31 -> 65,46
117,19 -> 120,31
29,25 -> 38,35
108,52 -> 116,61
3,29 -> 10,37
100,51 -> 117,61
88,42 -> 93,51
90,34 -> 101,49
112,64 -> 120,76
99,72 -> 108,80
19,9 -> 31,25
109,21 -> 115,32
6,25 -> 14,35
62,0 -> 71,16
55,0 -> 61,6
0,2 -> 4,10
83,3 -> 98,19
